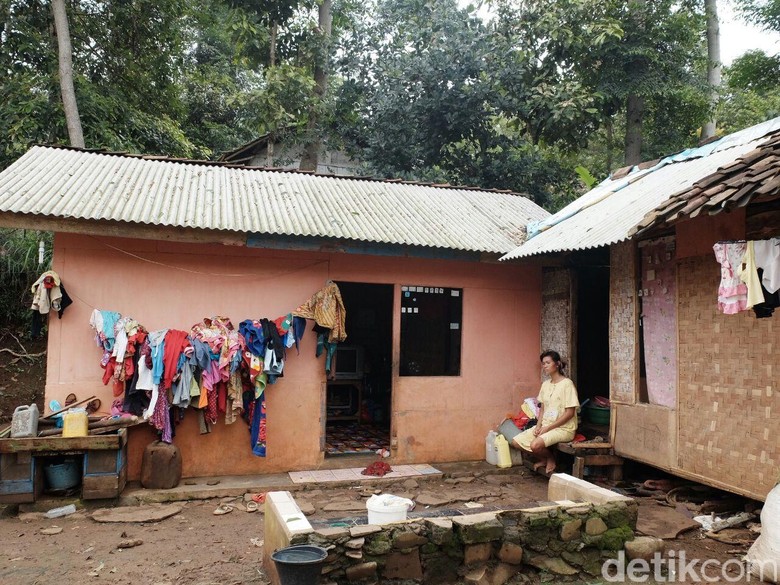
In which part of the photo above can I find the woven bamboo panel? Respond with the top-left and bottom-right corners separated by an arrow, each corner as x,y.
610,241 -> 638,404
677,255 -> 779,499
541,268 -> 573,382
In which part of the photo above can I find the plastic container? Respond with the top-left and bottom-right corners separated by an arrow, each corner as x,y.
271,545 -> 328,585
498,418 -> 522,443
495,434 -> 512,468
485,431 -> 499,465
43,460 -> 81,491
10,404 -> 39,438
366,494 -> 414,525
45,504 -> 76,519
62,409 -> 88,437
584,405 -> 611,426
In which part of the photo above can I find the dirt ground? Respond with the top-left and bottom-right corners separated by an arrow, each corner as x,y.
0,332 -> 763,584
0,467 -> 762,585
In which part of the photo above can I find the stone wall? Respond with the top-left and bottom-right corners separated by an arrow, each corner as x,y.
264,475 -> 638,584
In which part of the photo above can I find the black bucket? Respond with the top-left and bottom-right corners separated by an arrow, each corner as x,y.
271,545 -> 328,585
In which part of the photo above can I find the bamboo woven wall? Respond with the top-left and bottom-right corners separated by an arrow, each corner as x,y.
678,255 -> 779,499
610,241 -> 638,404
541,268 -> 574,382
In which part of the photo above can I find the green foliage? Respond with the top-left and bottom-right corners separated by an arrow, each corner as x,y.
727,50 -> 780,93
0,230 -> 51,327
739,0 -> 780,32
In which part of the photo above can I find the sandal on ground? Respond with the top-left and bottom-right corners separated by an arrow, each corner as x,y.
213,504 -> 234,515
245,501 -> 259,513
65,393 -> 77,407
532,462 -> 546,474
86,399 -> 101,415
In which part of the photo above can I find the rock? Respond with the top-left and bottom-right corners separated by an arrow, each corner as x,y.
456,476 -> 476,484
491,562 -> 521,585
345,537 -> 365,549
297,501 -> 316,515
497,542 -> 523,565
40,526 -> 63,535
345,562 -> 377,581
482,475 -> 509,486
585,517 -> 608,536
525,553 -> 579,576
560,519 -> 583,541
464,565 -> 490,585
18,512 -> 45,522
453,513 -> 504,544
464,543 -> 493,565
345,550 -> 363,559
314,526 -> 350,540
350,525 -> 381,538
416,493 -> 451,506
426,517 -> 454,545
92,504 -> 183,523
364,532 -> 392,555
384,549 -> 423,580
393,531 -> 428,549
117,539 -> 143,549
624,536 -> 665,561
403,479 -> 420,490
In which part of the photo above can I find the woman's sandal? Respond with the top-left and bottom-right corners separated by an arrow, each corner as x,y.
213,504 -> 234,515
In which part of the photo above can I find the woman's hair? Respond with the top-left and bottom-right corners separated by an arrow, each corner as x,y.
540,350 -> 566,374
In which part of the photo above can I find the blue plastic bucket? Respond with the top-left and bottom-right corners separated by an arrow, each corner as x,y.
44,460 -> 80,491
271,545 -> 327,585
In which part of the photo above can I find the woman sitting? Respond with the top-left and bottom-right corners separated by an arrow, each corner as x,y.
513,350 -> 579,475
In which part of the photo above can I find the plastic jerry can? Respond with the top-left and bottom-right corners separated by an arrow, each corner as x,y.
11,404 -> 39,438
495,434 -> 512,468
485,431 -> 499,465
62,409 -> 88,437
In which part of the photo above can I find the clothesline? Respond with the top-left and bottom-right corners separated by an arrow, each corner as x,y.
89,235 -> 330,279
713,238 -> 780,318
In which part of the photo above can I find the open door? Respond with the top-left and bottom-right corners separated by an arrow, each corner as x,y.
324,282 -> 393,456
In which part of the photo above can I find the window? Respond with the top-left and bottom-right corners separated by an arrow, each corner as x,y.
399,285 -> 462,376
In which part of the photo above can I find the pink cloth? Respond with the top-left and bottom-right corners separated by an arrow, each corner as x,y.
713,242 -> 748,314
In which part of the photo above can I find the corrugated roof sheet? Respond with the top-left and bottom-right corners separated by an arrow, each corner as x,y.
0,146 -> 549,254
631,130 -> 780,236
501,116 -> 780,260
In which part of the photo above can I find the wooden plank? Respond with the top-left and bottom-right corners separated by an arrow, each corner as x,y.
0,434 -> 121,454
572,457 -> 585,479
579,454 -> 624,466
83,474 -> 121,500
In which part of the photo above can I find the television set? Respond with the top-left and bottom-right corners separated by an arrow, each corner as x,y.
334,345 -> 364,380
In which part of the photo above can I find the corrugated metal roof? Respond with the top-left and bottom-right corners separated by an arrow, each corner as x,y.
501,117 -> 780,260
0,146 -> 549,254
631,130 -> 780,236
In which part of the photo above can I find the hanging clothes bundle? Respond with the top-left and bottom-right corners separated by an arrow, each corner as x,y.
714,238 -> 780,318
30,270 -> 72,338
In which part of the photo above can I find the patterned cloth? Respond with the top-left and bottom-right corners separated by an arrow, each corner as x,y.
293,281 -> 347,343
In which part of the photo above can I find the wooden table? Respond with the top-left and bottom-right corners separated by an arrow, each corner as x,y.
0,429 -> 127,502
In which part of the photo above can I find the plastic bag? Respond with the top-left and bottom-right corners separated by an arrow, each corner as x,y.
366,494 -> 415,510
746,483 -> 780,583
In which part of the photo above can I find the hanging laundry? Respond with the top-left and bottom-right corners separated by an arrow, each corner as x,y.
293,280 -> 347,343
713,242 -> 748,314
753,238 -> 780,294
739,241 -> 765,309
753,268 -> 780,318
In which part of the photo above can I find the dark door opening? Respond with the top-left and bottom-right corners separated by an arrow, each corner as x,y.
575,257 -> 610,404
325,282 -> 393,456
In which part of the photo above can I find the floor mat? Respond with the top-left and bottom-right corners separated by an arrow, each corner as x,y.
325,422 -> 390,456
289,464 -> 441,484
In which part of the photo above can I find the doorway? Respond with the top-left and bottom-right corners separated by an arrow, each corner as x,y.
575,250 -> 610,404
324,282 -> 393,456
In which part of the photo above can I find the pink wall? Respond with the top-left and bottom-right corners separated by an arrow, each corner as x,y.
47,233 -> 542,479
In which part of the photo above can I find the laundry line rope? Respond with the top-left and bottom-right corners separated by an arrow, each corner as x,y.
89,236 -> 329,279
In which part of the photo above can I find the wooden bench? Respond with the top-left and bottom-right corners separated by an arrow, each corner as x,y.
0,429 -> 127,503
555,440 -> 624,480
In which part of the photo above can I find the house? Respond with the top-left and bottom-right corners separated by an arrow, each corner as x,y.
502,117 -> 780,501
219,131 -> 361,176
0,145 -> 548,481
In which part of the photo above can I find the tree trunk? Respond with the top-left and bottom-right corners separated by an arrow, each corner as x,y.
266,21 -> 278,167
51,0 -> 84,148
702,0 -> 721,140
624,94 -> 644,166
300,0 -> 332,172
